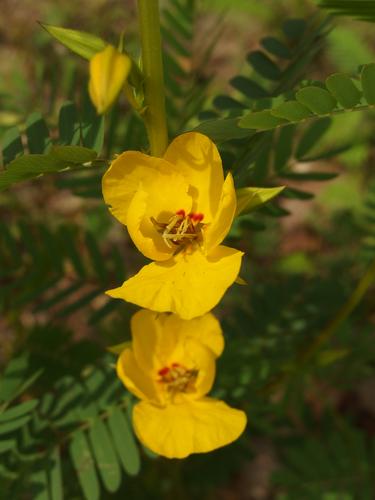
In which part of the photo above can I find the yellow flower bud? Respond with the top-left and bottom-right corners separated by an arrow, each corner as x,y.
89,45 -> 131,114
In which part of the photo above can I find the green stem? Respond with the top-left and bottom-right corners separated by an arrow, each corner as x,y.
266,256 -> 375,394
137,0 -> 168,157
301,256 -> 375,364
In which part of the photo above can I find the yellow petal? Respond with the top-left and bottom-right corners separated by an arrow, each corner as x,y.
133,398 -> 247,459
106,245 -> 244,320
126,172 -> 192,261
130,309 -> 178,372
130,310 -> 216,399
181,339 -> 216,399
162,313 -> 224,358
89,45 -> 131,114
117,348 -> 160,403
204,172 -> 237,252
163,132 -> 224,222
102,151 -> 175,227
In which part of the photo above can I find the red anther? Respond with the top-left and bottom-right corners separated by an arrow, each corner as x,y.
176,209 -> 185,217
158,366 -> 170,376
171,362 -> 180,368
191,212 -> 204,223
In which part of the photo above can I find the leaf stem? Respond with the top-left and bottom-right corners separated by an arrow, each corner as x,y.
137,0 -> 168,157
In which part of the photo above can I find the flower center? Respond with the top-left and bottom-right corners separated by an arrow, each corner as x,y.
151,209 -> 205,251
157,362 -> 199,395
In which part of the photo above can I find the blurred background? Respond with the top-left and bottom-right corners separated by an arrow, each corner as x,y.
1,0 -> 375,498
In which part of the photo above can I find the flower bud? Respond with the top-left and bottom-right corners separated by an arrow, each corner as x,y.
89,45 -> 131,114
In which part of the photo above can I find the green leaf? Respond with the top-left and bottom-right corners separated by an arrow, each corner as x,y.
81,95 -> 105,153
41,23 -> 106,60
31,468 -> 49,500
247,51 -> 281,80
107,407 -> 141,476
194,118 -> 251,141
261,36 -> 291,59
319,1 -> 375,23
296,86 -> 337,115
85,232 -> 107,283
58,101 -> 80,145
361,63 -> 375,104
49,448 -> 63,500
0,355 -> 29,403
70,430 -> 100,500
25,112 -> 51,154
0,414 -> 31,434
273,125 -> 296,172
0,146 -> 97,191
282,187 -> 314,200
236,186 -> 285,216
230,76 -> 269,99
296,118 -> 331,159
239,110 -> 286,130
51,146 -> 97,164
282,171 -> 338,181
107,342 -> 132,355
0,399 -> 38,421
0,439 -> 15,453
213,95 -> 245,111
325,73 -> 362,108
283,18 -> 306,40
271,101 -> 312,121
1,127 -> 23,165
88,418 -> 121,493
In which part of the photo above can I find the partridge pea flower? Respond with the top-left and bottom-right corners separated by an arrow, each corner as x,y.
89,45 -> 131,114
117,309 -> 247,459
103,132 -> 244,320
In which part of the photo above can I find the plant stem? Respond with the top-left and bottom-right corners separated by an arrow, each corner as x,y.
137,0 -> 168,157
300,256 -> 375,364
265,256 -> 375,394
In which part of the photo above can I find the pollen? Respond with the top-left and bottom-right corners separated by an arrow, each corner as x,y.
157,363 -> 199,395
151,210 -> 205,251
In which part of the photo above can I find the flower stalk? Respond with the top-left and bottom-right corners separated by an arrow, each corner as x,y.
137,0 -> 168,157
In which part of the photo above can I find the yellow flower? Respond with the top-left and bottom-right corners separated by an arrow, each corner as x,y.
89,45 -> 131,114
117,309 -> 247,459
103,132 -> 244,320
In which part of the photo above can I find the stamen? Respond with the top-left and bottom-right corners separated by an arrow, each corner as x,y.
190,212 -> 204,223
157,363 -> 199,395
150,209 -> 206,252
158,367 -> 170,376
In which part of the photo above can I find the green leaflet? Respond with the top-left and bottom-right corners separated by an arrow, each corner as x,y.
41,23 -> 106,60
325,73 -> 362,108
295,86 -> 337,115
236,186 -> 285,216
239,64 -> 375,131
0,146 -> 97,192
361,63 -> 375,104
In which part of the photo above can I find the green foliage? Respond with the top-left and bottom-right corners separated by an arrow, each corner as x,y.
319,0 -> 375,23
0,221 -> 124,324
273,423 -> 375,498
0,354 -> 141,500
1,1 -> 375,498
239,64 -> 375,131
161,0 -> 222,133
0,100 -> 105,192
41,24 -> 106,60
235,186 -> 285,216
